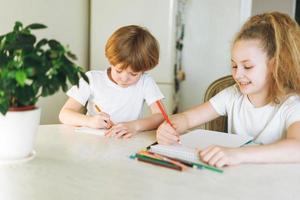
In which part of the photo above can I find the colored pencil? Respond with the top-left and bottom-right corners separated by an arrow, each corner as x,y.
155,100 -> 174,128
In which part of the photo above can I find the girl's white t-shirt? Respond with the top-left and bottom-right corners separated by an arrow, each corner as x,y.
209,85 -> 300,144
67,70 -> 164,123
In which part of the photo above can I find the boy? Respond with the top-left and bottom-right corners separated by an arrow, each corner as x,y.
59,25 -> 165,138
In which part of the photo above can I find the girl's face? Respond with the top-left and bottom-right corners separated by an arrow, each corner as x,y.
231,39 -> 272,105
110,64 -> 143,88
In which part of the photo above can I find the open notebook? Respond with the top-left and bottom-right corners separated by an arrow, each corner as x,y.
149,129 -> 253,163
74,127 -> 105,136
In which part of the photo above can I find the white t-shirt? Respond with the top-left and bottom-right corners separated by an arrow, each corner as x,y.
67,70 -> 164,123
209,85 -> 300,144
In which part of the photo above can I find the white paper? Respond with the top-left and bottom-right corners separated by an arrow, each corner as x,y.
150,129 -> 253,163
180,129 -> 253,149
74,127 -> 105,136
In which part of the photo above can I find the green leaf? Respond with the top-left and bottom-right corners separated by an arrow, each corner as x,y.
35,38 -> 48,50
15,70 -> 27,86
66,51 -> 77,60
48,39 -> 63,51
25,23 -> 47,30
13,21 -> 23,32
80,71 -> 89,84
25,67 -> 35,77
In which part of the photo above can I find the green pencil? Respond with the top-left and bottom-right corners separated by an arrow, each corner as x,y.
191,162 -> 223,173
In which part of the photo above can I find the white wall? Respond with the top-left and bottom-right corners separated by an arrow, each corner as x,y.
252,0 -> 296,17
0,0 -> 89,124
179,0 -> 244,111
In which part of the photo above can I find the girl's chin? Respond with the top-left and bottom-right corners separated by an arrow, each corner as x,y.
238,85 -> 252,93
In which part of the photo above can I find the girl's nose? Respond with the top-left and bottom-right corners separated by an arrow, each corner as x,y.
235,67 -> 244,79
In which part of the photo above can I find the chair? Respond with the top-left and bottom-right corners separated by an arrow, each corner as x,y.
203,75 -> 235,132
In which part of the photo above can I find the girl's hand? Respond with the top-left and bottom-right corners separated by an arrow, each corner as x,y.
199,145 -> 243,168
87,112 -> 113,129
156,122 -> 180,145
104,122 -> 137,139
156,114 -> 188,145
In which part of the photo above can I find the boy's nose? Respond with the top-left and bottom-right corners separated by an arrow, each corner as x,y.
120,73 -> 129,82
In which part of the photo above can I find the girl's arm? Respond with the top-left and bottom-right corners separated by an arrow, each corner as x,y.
182,101 -> 221,131
156,101 -> 220,144
237,121 -> 300,163
59,97 -> 111,129
200,121 -> 300,167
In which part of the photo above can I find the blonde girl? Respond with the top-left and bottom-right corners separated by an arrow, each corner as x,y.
156,12 -> 300,167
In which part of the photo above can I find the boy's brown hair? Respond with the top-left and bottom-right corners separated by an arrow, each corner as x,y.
105,25 -> 159,72
233,11 -> 300,103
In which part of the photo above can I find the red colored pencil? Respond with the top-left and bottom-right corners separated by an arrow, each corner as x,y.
156,100 -> 174,128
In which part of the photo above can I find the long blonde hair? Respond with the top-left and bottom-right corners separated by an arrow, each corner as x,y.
234,11 -> 300,103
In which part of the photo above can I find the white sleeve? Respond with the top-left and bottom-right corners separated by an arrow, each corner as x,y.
66,71 -> 92,106
143,75 -> 164,105
209,85 -> 237,116
284,98 -> 300,128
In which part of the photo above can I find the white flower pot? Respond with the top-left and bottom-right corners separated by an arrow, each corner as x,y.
0,107 -> 41,162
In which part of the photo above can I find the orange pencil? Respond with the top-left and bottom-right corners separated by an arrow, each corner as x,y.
156,100 -> 180,142
155,100 -> 174,128
94,104 -> 101,112
94,103 -> 114,128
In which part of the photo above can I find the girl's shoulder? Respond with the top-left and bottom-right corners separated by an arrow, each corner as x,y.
218,84 -> 242,99
281,94 -> 300,107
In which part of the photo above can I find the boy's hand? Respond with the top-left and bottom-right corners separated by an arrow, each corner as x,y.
199,146 -> 242,168
87,112 -> 113,129
104,122 -> 137,139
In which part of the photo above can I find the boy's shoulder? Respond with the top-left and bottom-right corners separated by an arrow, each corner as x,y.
85,70 -> 106,79
86,70 -> 105,75
139,72 -> 156,83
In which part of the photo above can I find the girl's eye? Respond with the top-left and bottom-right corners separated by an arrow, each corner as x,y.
244,66 -> 253,69
232,65 -> 237,69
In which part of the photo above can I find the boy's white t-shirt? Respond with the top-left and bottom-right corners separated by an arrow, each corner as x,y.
67,69 -> 164,123
209,85 -> 300,144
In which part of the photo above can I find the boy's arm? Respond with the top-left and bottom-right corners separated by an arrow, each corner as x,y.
59,97 -> 91,127
130,101 -> 164,132
59,97 -> 111,129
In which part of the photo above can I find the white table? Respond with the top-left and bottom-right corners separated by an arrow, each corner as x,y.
1,124 -> 300,200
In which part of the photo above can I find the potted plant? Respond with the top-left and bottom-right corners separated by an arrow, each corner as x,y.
0,21 -> 88,162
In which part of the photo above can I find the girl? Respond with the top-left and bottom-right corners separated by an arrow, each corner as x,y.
156,12 -> 300,167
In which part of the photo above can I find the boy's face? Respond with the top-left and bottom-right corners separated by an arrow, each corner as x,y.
110,64 -> 143,88
231,39 -> 272,103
